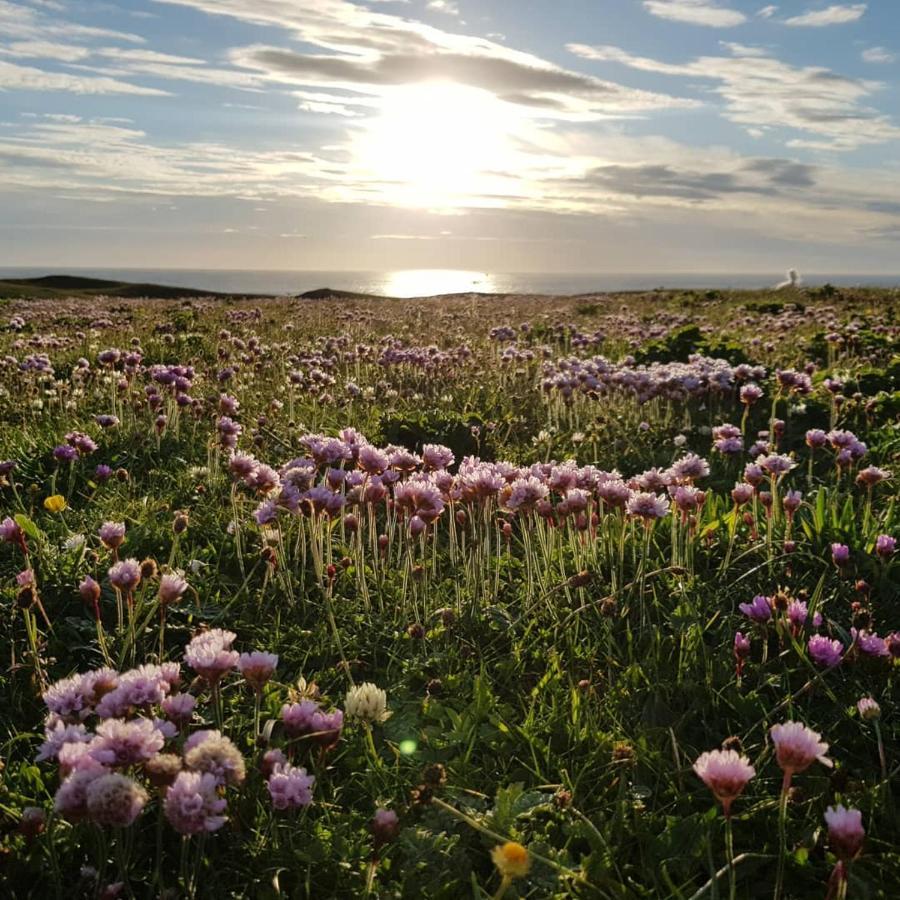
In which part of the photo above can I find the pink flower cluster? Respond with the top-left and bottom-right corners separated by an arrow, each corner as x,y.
33,633 -> 302,835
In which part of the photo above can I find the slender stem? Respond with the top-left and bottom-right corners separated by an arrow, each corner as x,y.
724,815 -> 736,900
364,723 -> 382,769
774,772 -> 791,900
874,720 -> 888,784
492,874 -> 512,900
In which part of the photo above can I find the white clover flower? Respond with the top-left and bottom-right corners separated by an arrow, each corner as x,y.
344,682 -> 391,724
64,534 -> 87,551
673,434 -> 687,447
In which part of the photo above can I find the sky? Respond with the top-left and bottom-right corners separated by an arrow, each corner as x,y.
1,0 -> 899,273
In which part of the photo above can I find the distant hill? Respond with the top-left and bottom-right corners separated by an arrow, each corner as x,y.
298,287 -> 389,300
0,274 -> 271,300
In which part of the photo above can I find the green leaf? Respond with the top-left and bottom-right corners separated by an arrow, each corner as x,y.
14,513 -> 42,541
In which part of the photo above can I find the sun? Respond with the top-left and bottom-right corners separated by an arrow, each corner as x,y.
352,81 -> 521,208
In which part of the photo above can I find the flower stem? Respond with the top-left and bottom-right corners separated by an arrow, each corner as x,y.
724,815 -> 736,900
773,772 -> 790,900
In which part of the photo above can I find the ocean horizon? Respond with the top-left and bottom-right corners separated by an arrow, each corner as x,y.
3,267 -> 900,298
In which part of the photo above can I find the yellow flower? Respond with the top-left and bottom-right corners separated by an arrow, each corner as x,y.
491,842 -> 530,880
43,495 -> 67,513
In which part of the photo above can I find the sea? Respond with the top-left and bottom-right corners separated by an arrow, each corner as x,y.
2,267 -> 899,298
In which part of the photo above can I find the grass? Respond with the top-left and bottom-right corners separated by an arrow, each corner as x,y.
0,284 -> 898,898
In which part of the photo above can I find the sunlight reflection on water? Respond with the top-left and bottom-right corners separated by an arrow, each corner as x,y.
382,269 -> 494,297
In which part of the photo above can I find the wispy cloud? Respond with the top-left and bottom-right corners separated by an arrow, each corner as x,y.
0,59 -> 170,95
784,4 -> 866,27
568,41 -> 899,150
427,0 -> 459,15
1,40 -> 93,62
231,44 -> 695,119
862,46 -> 896,64
147,0 -> 694,119
757,5 -> 778,18
642,1 -> 746,27
0,0 -> 146,43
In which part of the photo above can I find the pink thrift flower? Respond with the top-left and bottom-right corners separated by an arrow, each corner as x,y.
739,594 -> 772,624
108,558 -> 141,593
807,635 -> 843,668
98,522 -> 126,550
831,543 -> 850,567
35,721 -> 91,763
857,697 -> 880,720
770,721 -> 832,781
183,731 -> 245,786
693,749 -> 755,817
158,572 -> 188,606
237,651 -> 278,692
371,808 -> 400,847
89,718 -> 164,767
161,693 -> 196,727
852,629 -> 889,658
54,767 -> 107,821
164,771 -> 227,834
0,516 -> 24,546
267,763 -> 315,810
825,805 -> 864,862
184,629 -> 239,685
85,773 -> 147,827
260,748 -> 287,778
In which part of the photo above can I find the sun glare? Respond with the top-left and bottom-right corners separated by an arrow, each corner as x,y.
382,269 -> 494,297
353,82 -> 520,208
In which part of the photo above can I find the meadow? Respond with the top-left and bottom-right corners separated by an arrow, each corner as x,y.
0,285 -> 898,898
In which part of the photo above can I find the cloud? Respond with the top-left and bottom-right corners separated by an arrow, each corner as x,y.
757,5 -> 778,17
719,41 -> 769,58
568,41 -> 900,150
783,4 -> 866,27
96,47 -> 207,66
741,158 -> 817,187
371,232 -> 440,239
0,59 -> 170,95
427,0 -> 459,14
4,109 -> 900,262
575,156 -> 817,202
861,46 -> 896,64
293,90 -> 368,116
0,0 -> 146,43
231,44 -> 695,118
1,40 -> 93,62
642,1 -> 746,27
0,30 -> 260,92
148,1 -> 693,119
0,118 -> 332,199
